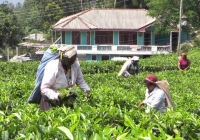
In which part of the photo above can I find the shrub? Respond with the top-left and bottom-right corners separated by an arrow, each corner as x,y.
180,41 -> 193,52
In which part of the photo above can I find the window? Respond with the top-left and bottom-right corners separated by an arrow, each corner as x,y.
95,31 -> 113,44
119,31 -> 137,45
62,31 -> 65,44
102,55 -> 109,60
144,32 -> 151,45
72,31 -> 80,44
92,55 -> 96,60
87,31 -> 90,45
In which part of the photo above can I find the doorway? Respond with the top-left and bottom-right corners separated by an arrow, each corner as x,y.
171,32 -> 178,52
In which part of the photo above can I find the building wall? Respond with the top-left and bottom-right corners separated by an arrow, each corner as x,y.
86,54 -> 91,60
96,54 -> 101,61
66,31 -> 71,44
64,30 -> 150,46
113,31 -> 119,45
91,31 -> 95,45
137,32 -> 144,45
110,54 -> 119,59
151,32 -> 155,45
146,26 -> 155,45
62,30 -> 177,61
181,31 -> 188,43
81,31 -> 87,45
155,34 -> 170,45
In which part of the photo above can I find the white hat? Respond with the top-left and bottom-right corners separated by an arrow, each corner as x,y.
131,56 -> 139,61
58,45 -> 77,59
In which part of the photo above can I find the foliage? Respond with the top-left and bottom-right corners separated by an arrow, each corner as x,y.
192,34 -> 200,48
145,0 -> 200,34
43,2 -> 64,32
80,53 -> 178,74
131,0 -> 147,8
180,41 -> 193,52
0,4 -> 22,49
0,48 -> 200,139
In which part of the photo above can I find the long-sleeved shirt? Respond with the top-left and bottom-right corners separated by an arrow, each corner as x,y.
118,60 -> 139,76
143,87 -> 166,113
41,59 -> 90,100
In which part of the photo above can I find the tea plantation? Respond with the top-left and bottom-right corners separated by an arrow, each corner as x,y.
0,48 -> 200,139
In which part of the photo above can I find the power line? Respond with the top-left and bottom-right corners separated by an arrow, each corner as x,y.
0,1 -> 181,44
0,0 -> 128,19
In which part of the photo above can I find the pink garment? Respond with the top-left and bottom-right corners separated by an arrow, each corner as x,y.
179,58 -> 190,70
41,59 -> 90,100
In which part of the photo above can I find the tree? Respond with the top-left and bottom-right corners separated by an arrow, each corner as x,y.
15,2 -> 22,10
0,4 -> 21,49
43,2 -> 64,40
145,0 -> 200,34
43,2 -> 64,31
131,0 -> 147,8
8,2 -> 14,9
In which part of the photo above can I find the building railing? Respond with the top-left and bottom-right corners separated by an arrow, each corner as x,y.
97,46 -> 112,50
54,44 -> 171,52
77,46 -> 92,50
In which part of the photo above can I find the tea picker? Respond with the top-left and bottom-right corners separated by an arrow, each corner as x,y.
28,45 -> 92,111
118,56 -> 140,78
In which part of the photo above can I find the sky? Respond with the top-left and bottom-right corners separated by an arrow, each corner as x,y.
0,0 -> 25,5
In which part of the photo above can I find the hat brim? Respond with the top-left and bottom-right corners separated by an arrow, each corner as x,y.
131,59 -> 139,61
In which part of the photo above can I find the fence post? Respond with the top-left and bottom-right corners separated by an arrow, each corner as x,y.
16,47 -> 18,56
7,47 -> 9,61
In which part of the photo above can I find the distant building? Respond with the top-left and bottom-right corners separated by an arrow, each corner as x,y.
51,9 -> 188,61
22,33 -> 45,42
16,33 -> 49,61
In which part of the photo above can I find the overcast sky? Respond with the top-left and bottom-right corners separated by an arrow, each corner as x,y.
0,0 -> 25,5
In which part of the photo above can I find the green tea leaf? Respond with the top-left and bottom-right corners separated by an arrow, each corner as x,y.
58,88 -> 71,99
116,133 -> 128,140
91,133 -> 102,140
0,110 -> 5,116
13,113 -> 22,121
1,131 -> 9,140
124,114 -> 135,129
57,126 -> 74,140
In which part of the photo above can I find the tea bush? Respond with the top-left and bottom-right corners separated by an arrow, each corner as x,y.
0,48 -> 200,139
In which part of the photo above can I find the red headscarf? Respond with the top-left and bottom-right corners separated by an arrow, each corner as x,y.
145,74 -> 158,84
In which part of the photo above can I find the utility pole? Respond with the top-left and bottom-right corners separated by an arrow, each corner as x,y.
124,0 -> 126,8
114,0 -> 116,8
81,0 -> 82,10
177,0 -> 183,56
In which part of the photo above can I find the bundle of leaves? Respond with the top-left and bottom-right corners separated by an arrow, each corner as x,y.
58,88 -> 72,99
49,45 -> 59,53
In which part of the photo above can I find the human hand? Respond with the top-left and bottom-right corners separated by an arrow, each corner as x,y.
124,73 -> 130,78
138,102 -> 144,109
86,92 -> 92,100
58,94 -> 62,99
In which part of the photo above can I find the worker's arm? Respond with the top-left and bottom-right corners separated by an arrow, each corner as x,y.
184,61 -> 190,70
118,61 -> 131,76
